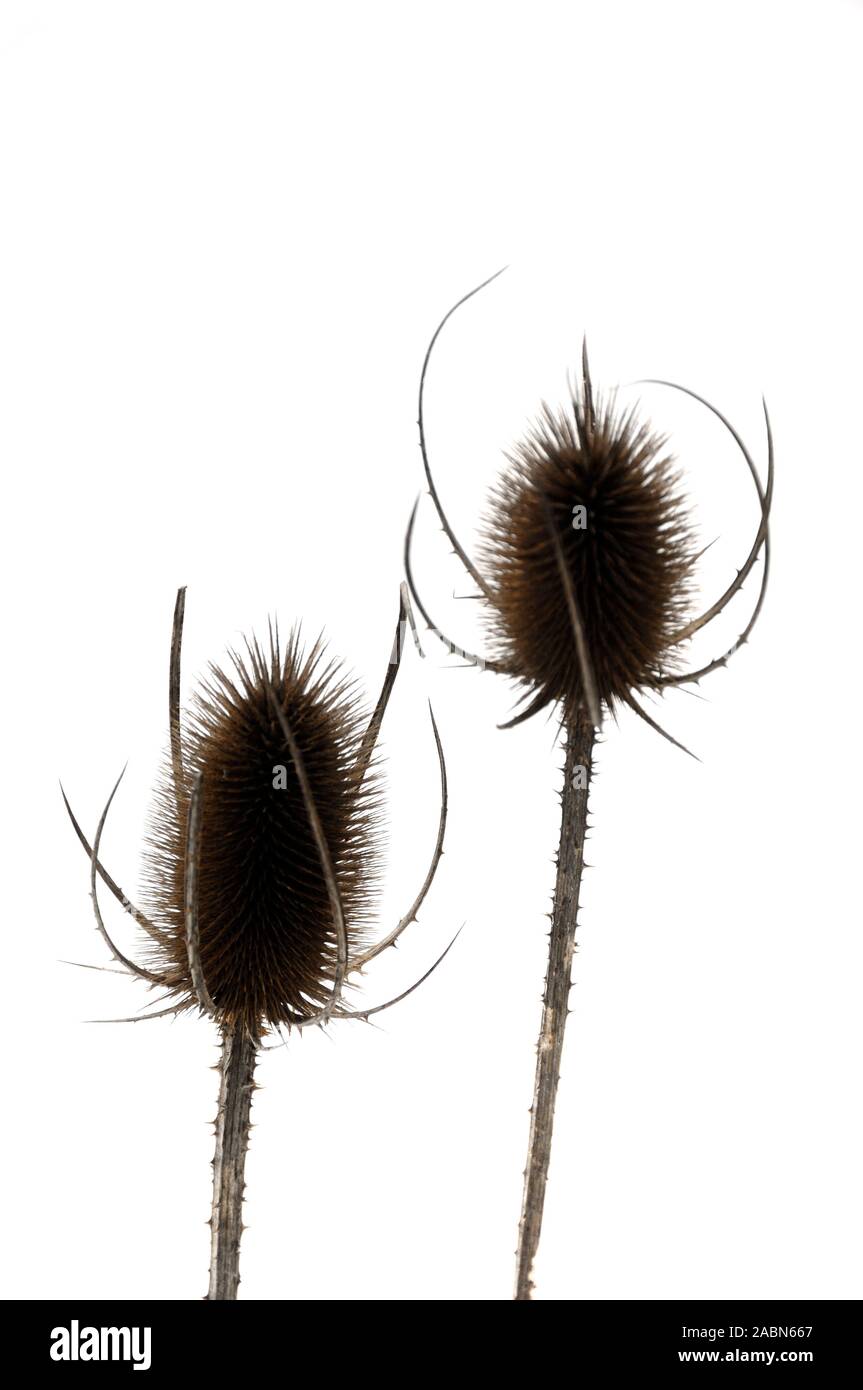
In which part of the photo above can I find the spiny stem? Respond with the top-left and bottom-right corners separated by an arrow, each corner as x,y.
515,712 -> 595,1300
208,1020 -> 257,1300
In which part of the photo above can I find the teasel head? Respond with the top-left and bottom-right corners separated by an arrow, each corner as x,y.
405,270 -> 773,1297
478,369 -> 699,732
407,268 -> 772,745
141,627 -> 384,1039
62,584 -> 452,1297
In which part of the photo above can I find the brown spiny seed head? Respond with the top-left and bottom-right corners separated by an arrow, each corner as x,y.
141,631 -> 382,1038
479,386 -> 697,721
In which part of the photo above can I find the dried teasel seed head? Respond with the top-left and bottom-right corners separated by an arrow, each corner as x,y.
141,630 -> 382,1038
479,379 -> 697,723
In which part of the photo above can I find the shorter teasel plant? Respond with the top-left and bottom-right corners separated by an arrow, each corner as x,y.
406,271 -> 773,1299
62,584 -> 453,1300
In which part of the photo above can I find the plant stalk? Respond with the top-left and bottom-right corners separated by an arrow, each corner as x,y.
515,711 -> 595,1300
207,1020 -> 257,1300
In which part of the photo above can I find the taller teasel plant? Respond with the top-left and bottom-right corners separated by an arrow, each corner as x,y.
406,271 -> 773,1299
63,585 -> 453,1300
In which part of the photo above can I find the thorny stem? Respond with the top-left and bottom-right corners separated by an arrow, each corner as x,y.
515,712 -> 595,1301
208,1020 -> 257,1301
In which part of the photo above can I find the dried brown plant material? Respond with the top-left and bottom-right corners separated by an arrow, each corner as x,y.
406,273 -> 773,1299
63,585 -> 454,1299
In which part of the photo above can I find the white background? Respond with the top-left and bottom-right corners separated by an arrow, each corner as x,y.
1,0 -> 861,1302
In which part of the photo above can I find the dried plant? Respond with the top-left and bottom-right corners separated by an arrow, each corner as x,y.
406,272 -> 773,1299
62,584 -> 453,1299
